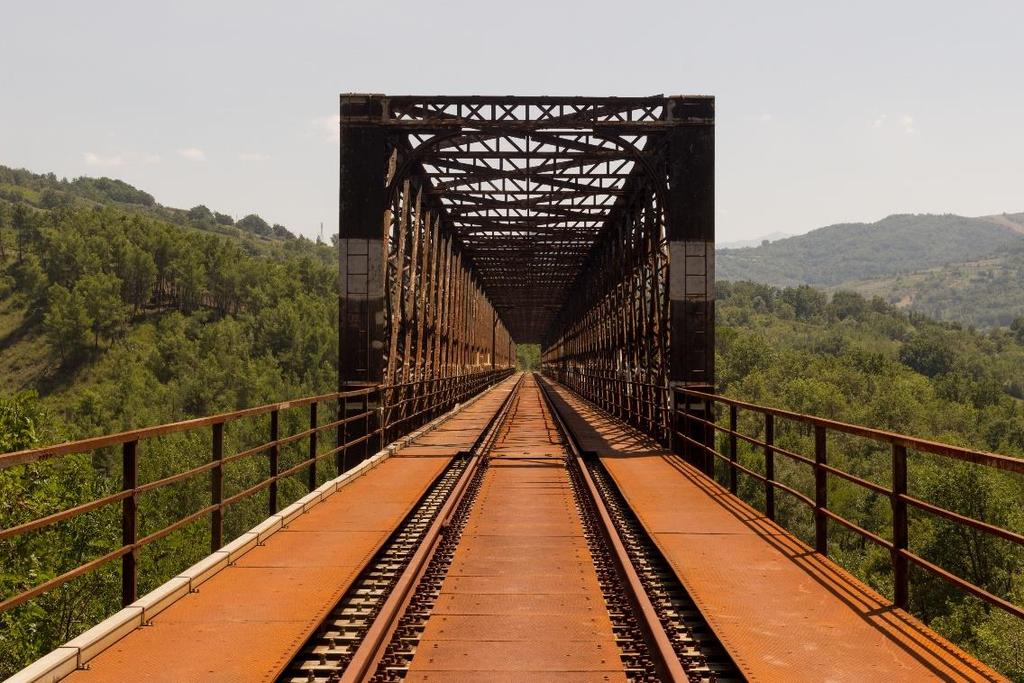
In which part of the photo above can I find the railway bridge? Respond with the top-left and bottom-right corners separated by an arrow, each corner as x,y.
2,95 -> 1022,682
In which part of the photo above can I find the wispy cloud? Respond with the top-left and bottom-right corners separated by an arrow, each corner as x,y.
177,147 -> 207,161
83,151 -> 162,168
871,113 -> 916,135
314,115 -> 341,143
238,152 -> 270,162
83,152 -> 126,168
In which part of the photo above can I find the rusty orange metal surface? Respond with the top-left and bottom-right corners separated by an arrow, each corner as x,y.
544,381 -> 1006,683
64,377 -> 521,683
406,375 -> 627,681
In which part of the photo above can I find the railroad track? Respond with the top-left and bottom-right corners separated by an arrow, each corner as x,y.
280,373 -> 741,682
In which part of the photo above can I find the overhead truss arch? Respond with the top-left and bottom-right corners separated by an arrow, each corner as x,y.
338,94 -> 714,446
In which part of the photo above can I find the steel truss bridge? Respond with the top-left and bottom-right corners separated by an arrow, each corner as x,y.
1,95 -> 1021,683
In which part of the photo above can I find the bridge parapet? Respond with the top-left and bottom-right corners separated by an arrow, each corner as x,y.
0,368 -> 511,661
677,387 -> 1024,624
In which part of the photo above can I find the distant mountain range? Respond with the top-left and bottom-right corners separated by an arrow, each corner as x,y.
717,212 -> 1024,327
718,232 -> 794,249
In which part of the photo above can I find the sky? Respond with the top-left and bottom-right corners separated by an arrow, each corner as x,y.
1,0 -> 1022,242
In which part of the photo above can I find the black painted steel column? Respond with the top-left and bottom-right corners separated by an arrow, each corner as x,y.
666,97 -> 715,464
339,94 -> 388,467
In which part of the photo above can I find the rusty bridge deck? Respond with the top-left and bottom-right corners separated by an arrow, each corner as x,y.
13,374 -> 1002,683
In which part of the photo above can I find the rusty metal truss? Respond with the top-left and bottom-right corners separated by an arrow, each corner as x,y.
338,94 -> 714,447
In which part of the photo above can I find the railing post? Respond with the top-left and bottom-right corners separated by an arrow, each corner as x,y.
211,422 -> 224,552
335,396 -> 345,476
269,409 -> 279,515
814,424 -> 828,555
703,398 -> 714,477
121,440 -> 138,607
308,402 -> 318,491
728,405 -> 738,494
764,413 -> 775,521
362,392 -> 371,465
892,443 -> 909,608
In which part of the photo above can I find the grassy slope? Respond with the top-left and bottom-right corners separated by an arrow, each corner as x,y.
833,245 -> 1024,327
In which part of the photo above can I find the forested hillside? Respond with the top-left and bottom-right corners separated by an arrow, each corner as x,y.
0,165 -> 299,244
0,167 -> 338,437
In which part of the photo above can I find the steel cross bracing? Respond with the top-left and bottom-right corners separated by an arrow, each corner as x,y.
339,94 -> 714,447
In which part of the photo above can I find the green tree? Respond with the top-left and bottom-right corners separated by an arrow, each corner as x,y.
271,223 -> 294,240
781,285 -> 827,321
237,214 -> 272,236
12,253 -> 50,314
899,330 -> 956,377
122,247 -> 157,316
1012,317 -> 1024,345
187,205 -> 214,224
42,284 -> 91,361
830,290 -> 868,320
12,204 -> 36,262
0,391 -> 41,452
74,273 -> 127,348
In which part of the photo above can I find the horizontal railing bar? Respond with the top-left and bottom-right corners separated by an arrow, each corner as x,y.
768,479 -> 815,509
318,427 -> 385,460
0,545 -> 130,613
0,490 -> 132,541
821,509 -> 894,550
695,416 -> 817,469
675,431 -> 768,482
901,494 -> 1024,547
676,430 -> 814,508
0,388 -> 379,469
134,503 -> 218,549
900,550 -> 1024,620
683,389 -> 1024,474
820,463 -> 892,497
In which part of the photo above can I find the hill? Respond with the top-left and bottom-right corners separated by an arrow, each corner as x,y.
717,212 -> 1024,288
833,243 -> 1024,328
717,212 -> 1024,328
0,165 -> 337,433
0,165 -> 299,244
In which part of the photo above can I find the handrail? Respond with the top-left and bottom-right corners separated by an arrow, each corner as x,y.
0,387 -> 377,470
682,388 -> 1024,474
0,368 -> 513,620
674,387 -> 1024,623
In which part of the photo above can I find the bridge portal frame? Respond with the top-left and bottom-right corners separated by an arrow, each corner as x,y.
338,94 -> 714,458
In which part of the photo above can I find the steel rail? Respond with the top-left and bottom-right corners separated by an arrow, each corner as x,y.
333,374 -> 524,683
536,375 -> 689,682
